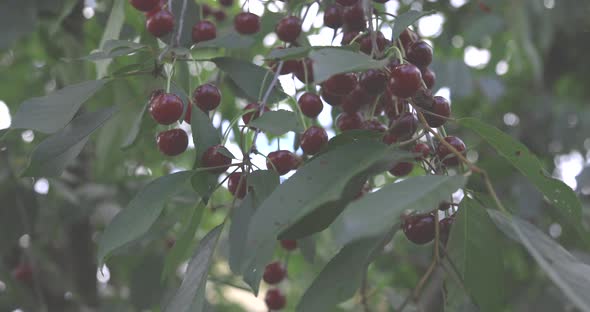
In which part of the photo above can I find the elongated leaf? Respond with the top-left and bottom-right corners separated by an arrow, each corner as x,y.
121,98 -> 150,149
309,47 -> 388,82
300,236 -> 316,264
488,210 -> 590,312
333,175 -> 467,245
191,171 -> 219,202
165,224 -> 223,312
247,110 -> 303,135
11,80 -> 108,134
191,106 -> 221,167
96,0 -> 125,78
391,10 -> 435,42
195,31 -> 255,49
97,171 -> 194,263
446,198 -> 505,312
22,106 -> 118,177
83,41 -> 145,61
267,46 -> 310,60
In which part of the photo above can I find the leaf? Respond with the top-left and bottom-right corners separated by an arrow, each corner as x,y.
97,171 -> 195,263
391,10 -> 435,42
0,0 -> 36,50
191,106 -> 221,167
488,210 -> 590,312
213,57 -> 288,104
333,175 -> 467,245
194,31 -> 255,49
121,100 -> 149,149
96,0 -> 126,78
22,106 -> 118,177
309,47 -> 389,82
299,236 -> 316,264
445,198 -> 505,312
191,171 -> 219,203
164,224 -> 223,312
247,110 -> 304,135
267,46 -> 310,60
11,80 -> 108,134
82,40 -> 145,61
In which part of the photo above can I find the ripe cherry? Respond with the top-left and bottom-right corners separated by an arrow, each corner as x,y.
341,31 -> 360,45
341,87 -> 371,113
359,32 -> 388,55
421,67 -> 436,89
265,288 -> 287,310
336,0 -> 358,6
413,143 -> 431,160
193,83 -> 221,111
320,88 -> 343,106
362,119 -> 387,133
202,144 -> 232,173
389,64 -> 423,98
424,96 -> 450,128
269,47 -> 299,75
324,5 -> 343,29
402,213 -> 435,245
201,4 -> 213,17
266,150 -> 300,175
219,0 -> 233,7
382,133 -> 398,145
192,20 -> 216,43
336,112 -> 364,131
390,112 -> 418,140
343,4 -> 366,32
280,239 -> 298,251
412,88 -> 435,110
263,262 -> 287,285
157,129 -> 189,156
242,102 -> 270,125
301,126 -> 328,155
399,28 -> 418,51
389,162 -> 413,177
228,172 -> 247,199
439,216 -> 455,245
406,40 -> 433,67
150,93 -> 183,125
298,93 -> 323,118
276,16 -> 302,43
293,58 -> 314,83
359,69 -> 387,94
12,263 -> 33,283
213,9 -> 226,22
146,9 -> 175,38
234,12 -> 260,35
323,73 -> 357,96
436,136 -> 466,166
130,0 -> 160,12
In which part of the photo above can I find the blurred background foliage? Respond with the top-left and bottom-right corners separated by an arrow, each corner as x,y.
0,0 -> 589,311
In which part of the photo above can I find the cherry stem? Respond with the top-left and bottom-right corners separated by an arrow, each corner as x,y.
360,268 -> 372,312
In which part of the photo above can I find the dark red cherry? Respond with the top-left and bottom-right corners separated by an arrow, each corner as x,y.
341,31 -> 360,45
228,172 -> 247,199
389,161 -> 413,177
320,88 -> 344,106
336,112 -> 364,131
193,83 -> 221,111
424,96 -> 450,128
436,136 -> 466,166
298,93 -> 323,118
399,28 -> 418,51
202,144 -> 232,173
300,126 -> 328,155
324,5 -> 343,29
438,201 -> 451,211
386,58 -> 401,72
201,4 -> 213,17
359,32 -> 387,55
192,20 -> 217,43
323,73 -> 357,96
242,103 -> 270,125
407,40 -> 433,67
359,69 -> 387,94
362,119 -> 387,133
234,12 -> 260,34
439,216 -> 455,245
382,133 -> 397,145
265,289 -> 287,310
421,67 -> 436,89
267,150 -> 300,175
213,9 -> 226,22
276,16 -> 302,43
157,129 -> 189,156
343,4 -> 366,32
183,102 -> 193,124
390,112 -> 418,140
389,64 -> 423,98
402,213 -> 435,245
336,0 -> 358,6
293,58 -> 314,83
341,87 -> 372,113
150,93 -> 183,125
384,97 -> 409,120
263,262 -> 287,285
130,0 -> 160,11
219,0 -> 233,7
413,143 -> 431,160
280,239 -> 298,251
412,88 -> 435,110
12,263 -> 33,283
146,9 -> 175,38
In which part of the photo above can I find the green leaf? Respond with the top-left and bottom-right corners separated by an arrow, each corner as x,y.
191,171 -> 219,203
267,46 -> 310,60
488,210 -> 590,311
445,198 -> 505,312
333,175 -> 467,245
391,10 -> 435,42
213,57 -> 288,104
22,106 -> 118,177
309,47 -> 388,82
164,224 -> 224,312
191,106 -> 221,167
195,31 -> 255,49
247,110 -> 304,135
0,0 -> 36,50
121,100 -> 149,149
300,236 -> 316,264
96,0 -> 126,78
97,171 -> 195,263
11,80 -> 108,134
82,40 -> 146,61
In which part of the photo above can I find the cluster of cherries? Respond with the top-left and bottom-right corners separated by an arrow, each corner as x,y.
260,239 -> 298,310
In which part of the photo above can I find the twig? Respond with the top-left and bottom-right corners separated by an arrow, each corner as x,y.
361,269 -> 372,312
176,0 -> 189,46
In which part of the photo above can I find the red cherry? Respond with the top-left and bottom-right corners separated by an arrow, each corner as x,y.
150,88 -> 165,102
336,0 -> 358,6
157,129 -> 189,156
146,9 -> 175,38
389,162 -> 413,177
242,103 -> 270,125
320,88 -> 344,106
280,239 -> 298,251
266,150 -> 300,175
150,93 -> 183,125
192,20 -> 217,43
359,32 -> 388,55
193,83 -> 221,111
421,67 -> 436,89
402,213 -> 435,245
438,201 -> 451,211
300,126 -> 328,155
184,103 -> 192,124
341,87 -> 372,113
362,119 -> 387,133
293,59 -> 314,83
439,216 -> 455,245
390,112 -> 418,140
234,12 -> 260,34
407,40 -> 433,67
201,4 -> 213,17
322,73 -> 358,96
269,47 -> 299,75
12,263 -> 33,283
145,0 -> 166,17
276,16 -> 302,43
219,0 -> 233,7
412,88 -> 435,110
436,136 -> 466,166
341,31 -> 360,45
263,262 -> 287,285
265,289 -> 287,310
343,4 -> 366,32
202,144 -> 232,173
424,96 -> 450,128
130,0 -> 160,11
359,69 -> 387,94
413,143 -> 431,160
386,58 -> 401,72
382,133 -> 397,145
298,93 -> 323,118
336,112 -> 364,131
324,5 -> 343,29
213,10 -> 226,22
399,28 -> 418,51
389,64 -> 423,98
228,172 -> 247,199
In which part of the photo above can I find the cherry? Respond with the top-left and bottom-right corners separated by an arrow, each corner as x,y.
269,47 -> 299,75
436,136 -> 466,166
386,58 -> 401,72
390,112 -> 418,140
362,119 -> 387,133
413,143 -> 431,160
421,67 -> 436,89
201,4 -> 213,17
424,96 -> 450,128
146,9 -> 175,38
341,87 -> 372,113
399,28 -> 418,51
389,162 -> 413,177
266,150 -> 300,175
336,112 -> 364,131
157,129 -> 189,156
359,32 -> 388,55
219,0 -> 233,7
213,10 -> 226,22
193,83 -> 221,111
382,133 -> 398,145
298,93 -> 323,118
150,88 -> 165,101
228,172 -> 247,199
280,239 -> 298,251
202,144 -> 232,173
343,4 -> 366,32
406,40 -> 433,67
359,69 -> 387,94
336,0 -> 358,6
323,73 -> 357,96
184,102 -> 192,124
265,288 -> 287,310
234,12 -> 260,35
300,126 -> 328,155
412,88 -> 435,110
150,93 -> 183,125
320,88 -> 343,106
130,0 -> 160,12
276,16 -> 302,43
341,31 -> 360,45
439,216 -> 454,245
402,213 -> 435,245
192,20 -> 217,43
438,201 -> 451,211
324,5 -> 343,29
293,58 -> 314,83
165,237 -> 176,249
263,261 -> 287,284
242,103 -> 270,125
12,263 -> 33,283
389,64 -> 423,98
